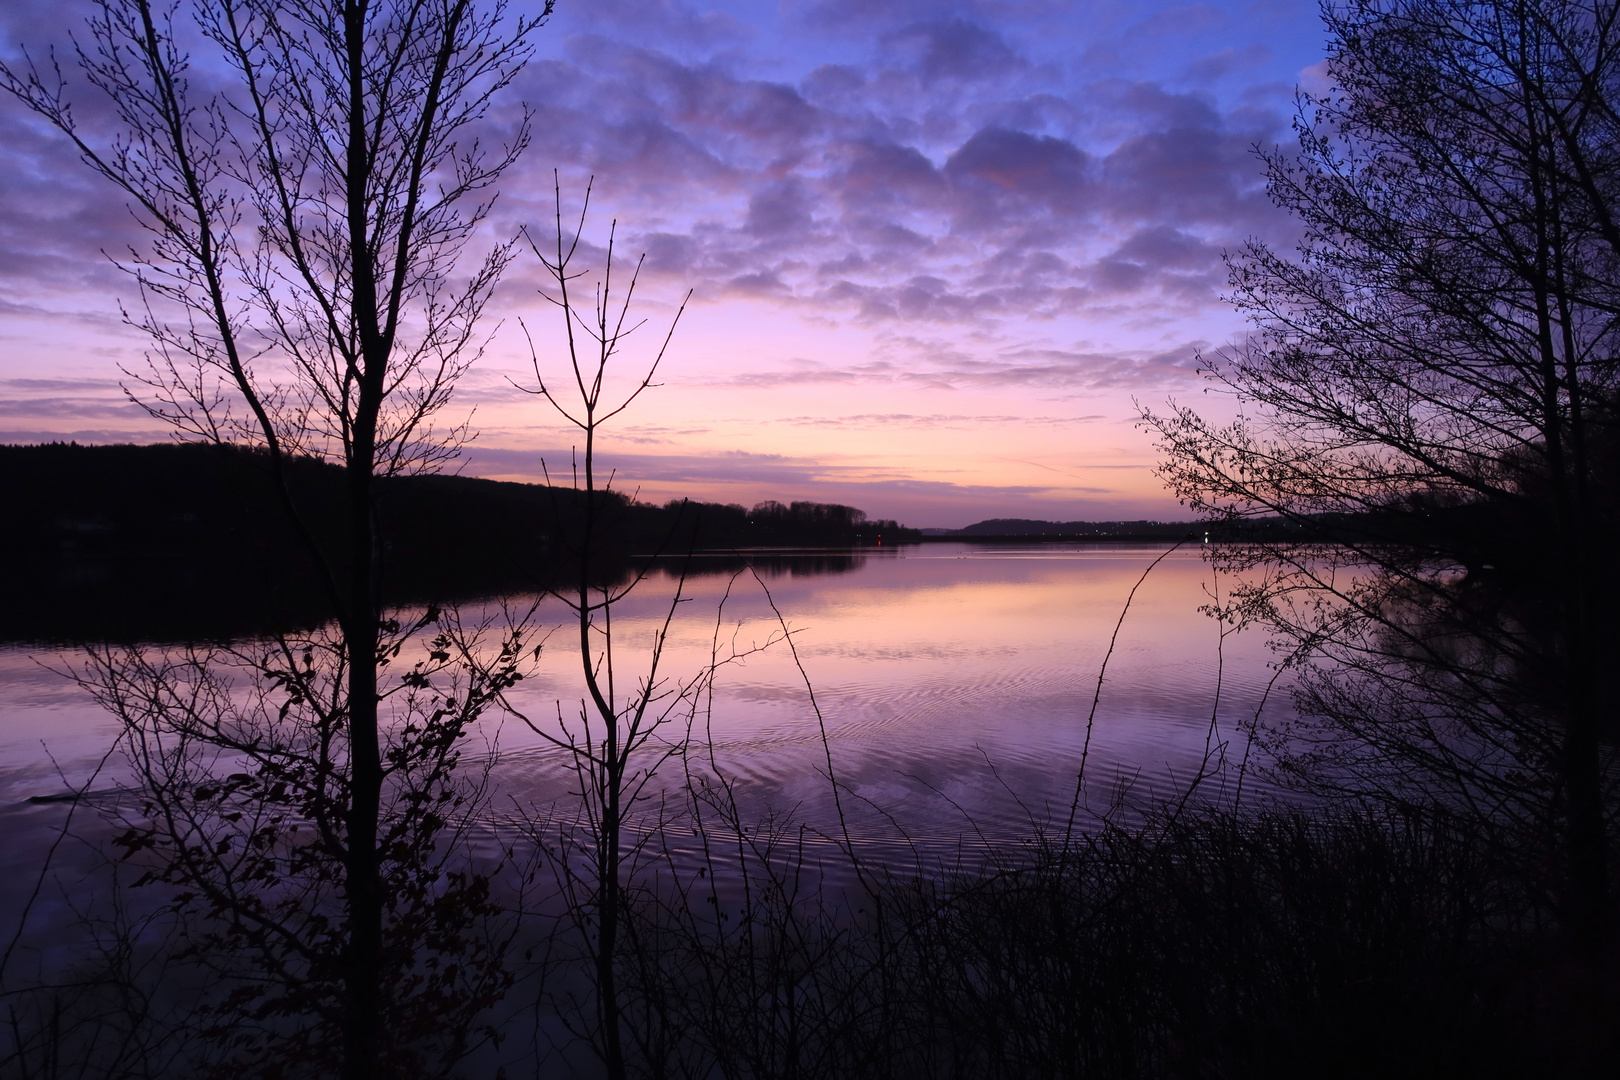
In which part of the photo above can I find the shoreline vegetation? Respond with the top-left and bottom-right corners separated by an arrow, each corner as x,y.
0,441 -> 1198,642
2,440 -> 1451,641
1,441 -> 920,641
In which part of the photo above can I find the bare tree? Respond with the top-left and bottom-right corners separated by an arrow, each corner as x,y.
2,0 -> 546,1073
1144,0 -> 1620,938
500,179 -> 697,1080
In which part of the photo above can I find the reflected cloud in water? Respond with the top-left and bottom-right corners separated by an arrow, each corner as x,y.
2,543 -> 1292,864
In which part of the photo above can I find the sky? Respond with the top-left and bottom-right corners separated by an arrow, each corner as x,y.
0,0 -> 1332,528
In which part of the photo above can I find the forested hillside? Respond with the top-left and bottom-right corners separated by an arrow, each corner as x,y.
1,443 -> 918,640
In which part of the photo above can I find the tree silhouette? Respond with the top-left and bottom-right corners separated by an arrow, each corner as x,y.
1145,0 -> 1620,938
3,1 -> 547,1074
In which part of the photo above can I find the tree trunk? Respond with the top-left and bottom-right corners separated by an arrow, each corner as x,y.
343,452 -> 384,1079
342,4 -> 387,1071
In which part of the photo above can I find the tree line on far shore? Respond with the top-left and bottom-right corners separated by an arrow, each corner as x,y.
0,441 -> 918,641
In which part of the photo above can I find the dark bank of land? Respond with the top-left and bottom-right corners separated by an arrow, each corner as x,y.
2,441 -> 1561,641
0,442 -> 921,641
925,518 -> 1200,540
926,518 -> 1219,541
927,513 -> 1463,544
3,441 -> 1499,641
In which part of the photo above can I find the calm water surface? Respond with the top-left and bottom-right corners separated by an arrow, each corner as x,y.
0,543 -> 1294,887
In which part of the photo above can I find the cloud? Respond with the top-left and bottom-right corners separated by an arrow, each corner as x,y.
781,412 -> 1105,428
458,441 -> 1133,523
488,5 -> 1296,330
555,0 -> 755,52
1100,123 -> 1271,227
1186,43 -> 1272,82
0,0 -> 1316,525
833,139 -> 947,209
0,114 -> 143,293
0,397 -> 144,420
0,427 -> 170,444
883,18 -> 1026,84
1091,225 -> 1222,297
0,375 -> 138,416
980,342 -> 1208,389
3,0 -> 1296,344
726,269 -> 792,296
944,127 -> 1095,225
465,444 -> 859,489
746,179 -> 817,237
1122,4 -> 1230,45
710,338 -> 1209,391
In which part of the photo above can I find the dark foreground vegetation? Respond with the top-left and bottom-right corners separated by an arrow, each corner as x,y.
604,807 -> 1618,1080
8,801 -> 1618,1078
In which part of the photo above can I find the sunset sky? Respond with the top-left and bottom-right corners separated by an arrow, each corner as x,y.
0,0 -> 1329,527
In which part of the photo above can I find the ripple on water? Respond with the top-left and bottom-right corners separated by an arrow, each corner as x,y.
1,544 -> 1298,863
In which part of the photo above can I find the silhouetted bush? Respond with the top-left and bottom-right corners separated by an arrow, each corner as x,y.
609,804 -> 1616,1080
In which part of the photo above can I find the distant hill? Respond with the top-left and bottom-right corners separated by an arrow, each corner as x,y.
925,517 -> 1344,541
950,518 -> 1200,539
933,511 -> 1505,546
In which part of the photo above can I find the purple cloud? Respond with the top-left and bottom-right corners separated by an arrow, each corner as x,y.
944,127 -> 1095,225
3,0 -> 1304,341
883,18 -> 1026,84
0,0 -> 1331,519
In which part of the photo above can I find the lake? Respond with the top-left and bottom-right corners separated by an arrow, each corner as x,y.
1,541 -> 1293,893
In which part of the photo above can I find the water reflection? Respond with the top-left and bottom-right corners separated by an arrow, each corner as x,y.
668,548 -> 869,579
514,543 -> 1287,849
1,543 -> 1291,859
